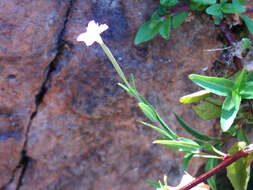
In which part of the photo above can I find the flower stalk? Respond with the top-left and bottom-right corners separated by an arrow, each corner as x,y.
180,144 -> 253,190
100,42 -> 131,89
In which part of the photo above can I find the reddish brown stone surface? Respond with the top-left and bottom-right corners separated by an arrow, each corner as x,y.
0,0 -> 70,188
0,0 -> 227,190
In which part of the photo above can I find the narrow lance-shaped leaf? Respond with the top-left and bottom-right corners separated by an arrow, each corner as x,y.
118,83 -> 136,96
179,90 -> 211,104
156,113 -> 179,140
205,158 -> 218,190
174,113 -> 220,141
138,102 -> 157,122
182,153 -> 193,171
189,74 -> 234,96
145,180 -> 161,188
153,139 -> 201,153
139,121 -> 173,140
130,74 -> 137,93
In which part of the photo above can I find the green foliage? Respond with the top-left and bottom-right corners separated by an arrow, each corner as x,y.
227,142 -> 253,190
159,16 -> 171,40
134,20 -> 161,45
242,38 -> 251,52
189,74 -> 234,96
138,102 -> 157,122
135,0 -> 252,44
182,153 -> 193,171
160,0 -> 178,7
205,0 -> 245,24
192,99 -> 222,120
97,26 -> 253,190
174,113 -> 220,141
205,158 -> 218,190
153,139 -> 201,153
172,11 -> 189,29
188,69 -> 253,132
240,15 -> 253,35
237,127 -> 250,145
179,90 -> 211,104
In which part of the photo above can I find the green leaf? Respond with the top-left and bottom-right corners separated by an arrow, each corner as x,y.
118,83 -> 135,96
158,5 -> 170,16
237,127 -> 250,145
160,0 -> 178,6
156,113 -> 179,140
242,38 -> 251,51
139,121 -> 173,140
234,68 -> 247,92
206,4 -> 223,17
192,101 -> 222,120
240,82 -> 253,99
205,97 -> 223,106
221,93 -> 241,132
134,20 -> 161,45
179,90 -> 211,104
213,16 -> 222,24
153,139 -> 201,153
174,113 -> 220,141
240,15 -> 253,35
189,74 -> 234,96
172,11 -> 188,29
146,180 -> 161,188
130,74 -> 136,92
220,0 -> 228,3
159,16 -> 171,40
189,0 -> 208,11
227,142 -> 253,190
191,0 -> 216,5
205,158 -> 218,190
182,153 -> 194,171
232,0 -> 246,5
222,3 -> 246,14
247,71 -> 253,82
138,102 -> 157,122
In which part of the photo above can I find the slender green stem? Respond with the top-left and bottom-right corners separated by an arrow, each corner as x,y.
100,42 -> 131,89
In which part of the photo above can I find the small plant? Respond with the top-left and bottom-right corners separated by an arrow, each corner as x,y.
77,20 -> 253,190
134,0 -> 253,45
180,68 -> 253,132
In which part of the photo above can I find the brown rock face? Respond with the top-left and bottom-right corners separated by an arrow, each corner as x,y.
1,0 -> 223,189
0,0 -> 71,188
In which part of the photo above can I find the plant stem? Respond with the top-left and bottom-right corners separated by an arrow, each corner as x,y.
100,42 -> 131,89
180,145 -> 253,190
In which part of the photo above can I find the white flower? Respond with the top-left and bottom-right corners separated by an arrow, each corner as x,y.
77,20 -> 108,46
